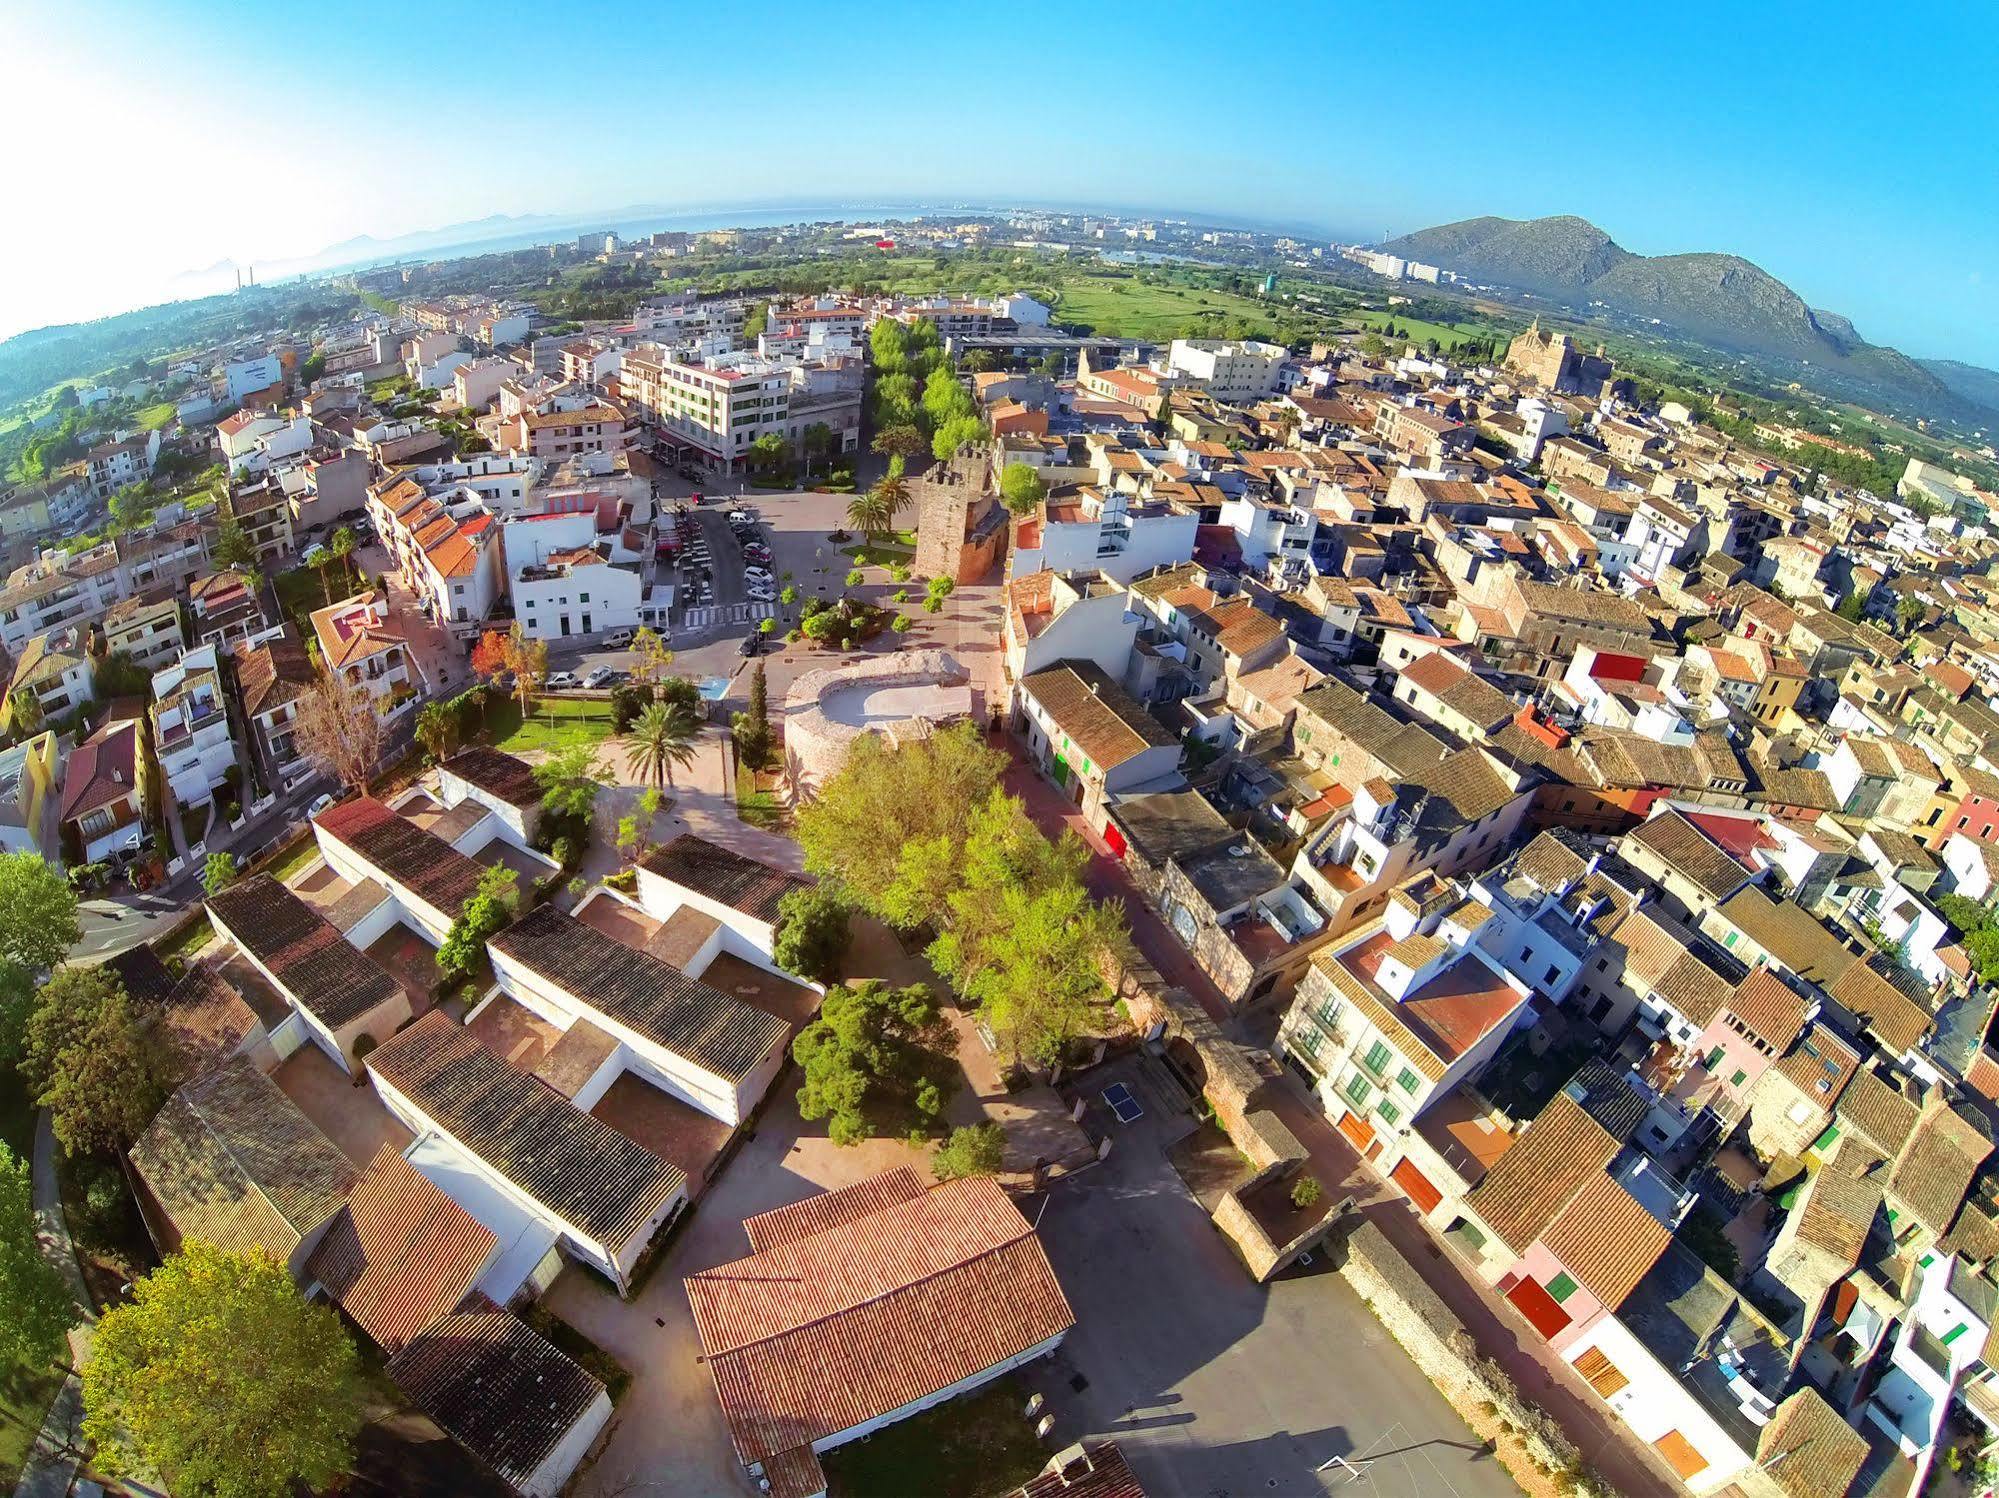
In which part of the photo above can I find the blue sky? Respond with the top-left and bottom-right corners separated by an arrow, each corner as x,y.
5,0 -> 1996,365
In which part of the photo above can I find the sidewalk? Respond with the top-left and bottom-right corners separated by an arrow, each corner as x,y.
16,1112 -> 97,1498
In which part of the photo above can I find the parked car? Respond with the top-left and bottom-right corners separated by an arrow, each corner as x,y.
602,629 -> 634,649
307,792 -> 337,818
739,634 -> 763,657
545,670 -> 579,690
584,666 -> 617,689
727,509 -> 755,525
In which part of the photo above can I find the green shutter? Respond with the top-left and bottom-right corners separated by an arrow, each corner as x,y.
1376,1100 -> 1400,1126
1546,1273 -> 1578,1304
1397,1067 -> 1421,1095
1944,1323 -> 1968,1346
1811,1123 -> 1841,1151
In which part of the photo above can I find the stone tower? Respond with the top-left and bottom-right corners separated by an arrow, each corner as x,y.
911,446 -> 1003,585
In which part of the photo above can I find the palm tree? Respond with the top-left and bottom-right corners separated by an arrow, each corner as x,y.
628,700 -> 701,790
845,488 -> 892,542
329,525 -> 357,597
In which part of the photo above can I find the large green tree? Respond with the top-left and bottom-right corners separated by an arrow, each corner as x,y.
0,1143 -> 72,1369
84,1241 -> 365,1498
928,790 -> 1124,1067
23,967 -> 179,1157
999,462 -> 1048,515
435,865 -> 519,983
628,699 -> 702,791
792,981 -> 953,1145
771,882 -> 853,984
795,721 -> 1006,929
0,849 -> 82,974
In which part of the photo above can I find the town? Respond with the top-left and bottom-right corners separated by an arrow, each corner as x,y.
2,208 -> 1999,1498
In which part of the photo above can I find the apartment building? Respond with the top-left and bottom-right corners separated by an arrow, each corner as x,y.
6,627 -> 93,730
101,593 -> 184,673
233,632 -> 317,790
151,644 -> 239,807
0,731 -> 59,858
218,481 -> 297,564
1166,339 -> 1287,403
85,430 -> 160,498
506,403 -> 630,460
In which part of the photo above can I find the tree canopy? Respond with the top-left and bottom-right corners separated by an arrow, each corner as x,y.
435,865 -> 520,983
771,882 -> 853,984
795,721 -> 1007,929
792,981 -> 953,1146
931,1122 -> 1006,1181
999,462 -> 1048,515
84,1242 -> 365,1498
0,1143 -> 72,1369
928,790 -> 1123,1066
0,850 -> 82,974
24,966 -> 179,1156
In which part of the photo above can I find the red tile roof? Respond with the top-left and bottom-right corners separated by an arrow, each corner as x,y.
685,1169 -> 1074,1464
305,1145 -> 497,1352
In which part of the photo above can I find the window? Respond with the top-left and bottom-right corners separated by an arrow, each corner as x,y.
1574,1346 -> 1630,1398
1729,1069 -> 1747,1087
1396,1067 -> 1420,1095
1545,1272 -> 1578,1304
1703,1046 -> 1725,1071
1376,1100 -> 1400,1126
1344,1073 -> 1372,1108
1362,1040 -> 1392,1076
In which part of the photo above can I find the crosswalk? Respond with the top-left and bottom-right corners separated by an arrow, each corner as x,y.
677,600 -> 777,630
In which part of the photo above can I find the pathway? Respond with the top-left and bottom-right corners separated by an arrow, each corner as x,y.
16,1113 -> 97,1498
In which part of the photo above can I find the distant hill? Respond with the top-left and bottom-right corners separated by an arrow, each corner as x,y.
1381,215 -> 1967,420
1920,359 -> 1999,419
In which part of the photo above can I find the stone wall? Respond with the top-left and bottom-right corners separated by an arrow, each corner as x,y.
1213,1158 -> 1341,1281
1105,949 -> 1297,1171
1338,1221 -> 1600,1495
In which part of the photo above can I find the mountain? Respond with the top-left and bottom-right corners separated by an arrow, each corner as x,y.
1920,359 -> 1999,419
1381,215 -> 1966,420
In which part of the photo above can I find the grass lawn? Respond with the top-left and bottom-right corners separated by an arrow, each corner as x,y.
0,1359 -> 64,1492
734,764 -> 786,831
841,541 -> 917,569
274,560 -> 361,632
822,1374 -> 1045,1498
262,832 -> 324,885
134,401 -> 178,431
154,913 -> 216,966
483,696 -> 616,755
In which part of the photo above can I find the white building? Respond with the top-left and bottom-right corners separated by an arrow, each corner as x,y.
503,510 -> 643,641
1166,339 -> 1287,403
1010,488 -> 1198,586
151,644 -> 239,806
224,353 -> 284,402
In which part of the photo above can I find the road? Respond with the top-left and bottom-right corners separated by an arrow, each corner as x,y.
1025,1054 -> 1521,1498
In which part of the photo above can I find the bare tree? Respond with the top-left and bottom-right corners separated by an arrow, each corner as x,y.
292,668 -> 385,794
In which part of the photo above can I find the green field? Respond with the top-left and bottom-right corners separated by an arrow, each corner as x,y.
1359,309 -> 1498,352
133,401 -> 178,431
485,696 -> 616,755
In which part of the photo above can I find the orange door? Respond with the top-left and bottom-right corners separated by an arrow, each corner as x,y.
1338,1112 -> 1376,1152
1392,1159 -> 1444,1214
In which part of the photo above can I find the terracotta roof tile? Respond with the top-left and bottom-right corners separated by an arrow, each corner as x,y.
1465,1095 -> 1620,1253
1537,1173 -> 1671,1309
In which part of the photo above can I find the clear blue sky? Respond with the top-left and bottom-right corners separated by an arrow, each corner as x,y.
5,0 -> 1996,365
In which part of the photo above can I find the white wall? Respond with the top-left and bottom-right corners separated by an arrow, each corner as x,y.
1560,1316 -> 1750,1494
520,1389 -> 612,1498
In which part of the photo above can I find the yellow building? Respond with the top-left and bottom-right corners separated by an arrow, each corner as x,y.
0,730 -> 59,858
